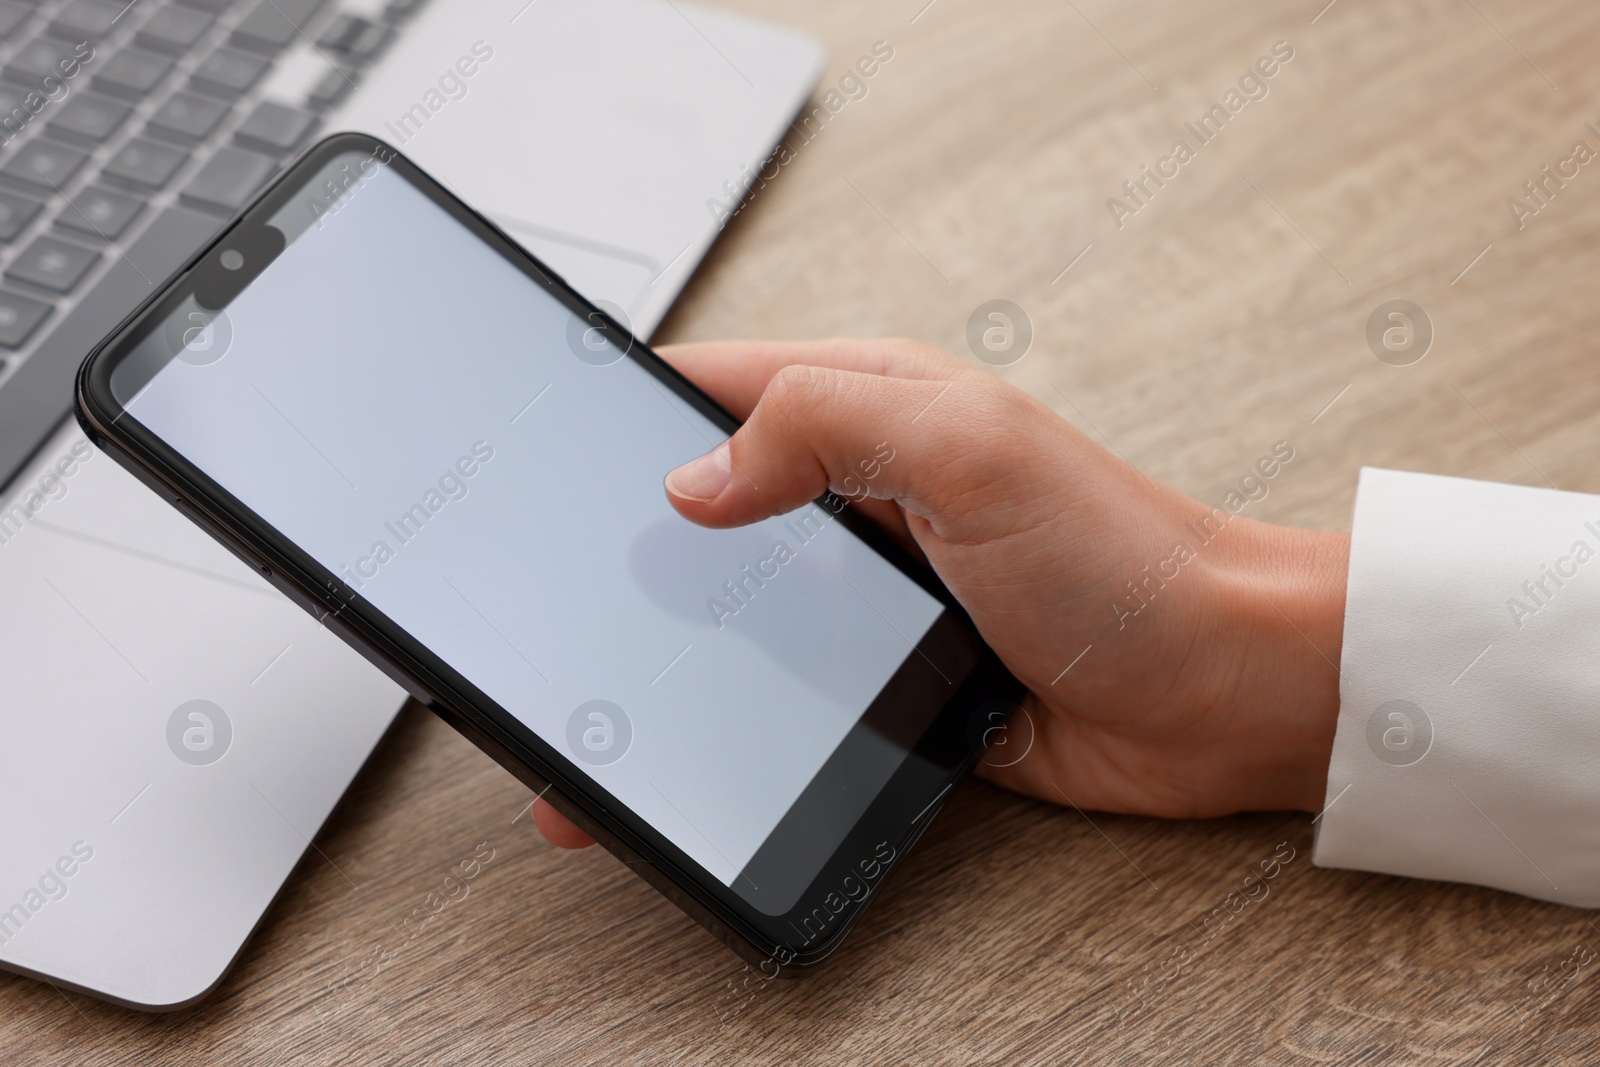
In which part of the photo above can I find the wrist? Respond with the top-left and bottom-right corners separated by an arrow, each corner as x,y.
1199,514 -> 1350,811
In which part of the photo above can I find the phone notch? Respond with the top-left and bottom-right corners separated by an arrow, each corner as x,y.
193,223 -> 286,310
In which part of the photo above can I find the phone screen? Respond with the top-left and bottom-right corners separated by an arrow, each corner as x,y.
113,152 -> 975,915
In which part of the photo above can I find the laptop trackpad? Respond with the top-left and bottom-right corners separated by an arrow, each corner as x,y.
0,424 -> 403,1008
324,0 -> 826,337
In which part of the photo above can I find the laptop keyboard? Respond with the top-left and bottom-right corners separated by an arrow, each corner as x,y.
0,0 -> 430,490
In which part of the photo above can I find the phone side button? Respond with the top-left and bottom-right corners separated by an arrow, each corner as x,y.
320,606 -> 440,708
258,561 -> 332,618
170,494 -> 277,581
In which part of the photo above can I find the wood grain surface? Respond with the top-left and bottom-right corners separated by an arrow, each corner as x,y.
10,0 -> 1600,1062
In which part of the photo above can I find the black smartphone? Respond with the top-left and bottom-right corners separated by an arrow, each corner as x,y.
75,133 -> 1021,974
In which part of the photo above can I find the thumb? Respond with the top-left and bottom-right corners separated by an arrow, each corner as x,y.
663,363 -> 1030,542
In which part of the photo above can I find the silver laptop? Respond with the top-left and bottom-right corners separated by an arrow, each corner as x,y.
0,0 -> 822,1009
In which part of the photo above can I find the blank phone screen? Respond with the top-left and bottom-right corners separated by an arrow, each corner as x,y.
118,155 -> 962,914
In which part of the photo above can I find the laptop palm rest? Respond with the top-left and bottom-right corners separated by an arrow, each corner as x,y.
0,423 -> 403,1009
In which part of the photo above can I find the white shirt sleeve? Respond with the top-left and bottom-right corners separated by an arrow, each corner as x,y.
1314,467 -> 1600,907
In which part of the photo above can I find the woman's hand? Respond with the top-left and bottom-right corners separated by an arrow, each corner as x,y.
531,338 -> 1348,847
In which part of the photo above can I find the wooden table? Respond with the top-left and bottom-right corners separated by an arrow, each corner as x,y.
11,0 -> 1600,1061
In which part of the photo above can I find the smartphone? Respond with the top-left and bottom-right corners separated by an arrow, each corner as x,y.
75,133 -> 1021,974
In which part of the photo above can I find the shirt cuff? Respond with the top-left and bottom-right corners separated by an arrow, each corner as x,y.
1314,467 -> 1600,907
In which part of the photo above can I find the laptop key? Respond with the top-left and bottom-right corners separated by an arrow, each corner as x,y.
56,186 -> 141,240
49,0 -> 124,41
347,22 -> 395,61
7,236 -> 99,293
102,137 -> 187,189
191,47 -> 269,96
180,146 -> 276,214
0,190 -> 42,240
0,3 -> 32,39
0,140 -> 89,190
234,100 -> 317,154
49,92 -> 131,142
307,66 -> 356,110
233,0 -> 325,54
316,14 -> 362,50
318,16 -> 393,62
0,87 -> 30,143
317,15 -> 390,55
95,48 -> 176,99
5,38 -> 92,87
148,92 -> 229,142
0,289 -> 51,348
386,0 -> 430,21
137,7 -> 215,54
0,207 -> 222,487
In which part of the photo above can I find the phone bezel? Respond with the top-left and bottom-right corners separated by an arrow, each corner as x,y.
75,132 -> 1023,973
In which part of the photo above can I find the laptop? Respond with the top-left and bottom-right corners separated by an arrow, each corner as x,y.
0,0 -> 823,1009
